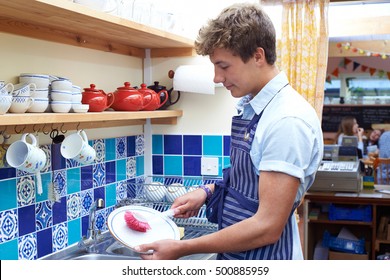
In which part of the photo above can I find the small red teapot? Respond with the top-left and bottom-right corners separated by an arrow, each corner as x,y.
110,82 -> 153,111
138,83 -> 168,111
82,84 -> 115,112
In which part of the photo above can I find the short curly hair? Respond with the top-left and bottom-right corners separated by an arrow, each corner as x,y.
194,3 -> 276,64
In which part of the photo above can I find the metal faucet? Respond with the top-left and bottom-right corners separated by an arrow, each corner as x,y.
78,198 -> 105,252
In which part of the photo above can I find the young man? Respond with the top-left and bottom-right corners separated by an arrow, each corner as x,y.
136,3 -> 323,260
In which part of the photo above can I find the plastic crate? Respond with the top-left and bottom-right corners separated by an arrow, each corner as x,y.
328,204 -> 372,222
322,231 -> 366,254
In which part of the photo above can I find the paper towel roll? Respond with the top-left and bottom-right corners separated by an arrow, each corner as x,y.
173,65 -> 216,95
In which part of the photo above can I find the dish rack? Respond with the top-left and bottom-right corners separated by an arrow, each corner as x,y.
116,175 -> 221,238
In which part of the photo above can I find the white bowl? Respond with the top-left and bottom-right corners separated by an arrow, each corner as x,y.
51,79 -> 72,91
72,85 -> 82,94
50,90 -> 73,102
19,73 -> 50,88
166,183 -> 186,203
32,88 -> 49,99
144,182 -> 167,202
27,98 -> 49,113
50,101 -> 72,113
71,93 -> 82,103
72,103 -> 89,113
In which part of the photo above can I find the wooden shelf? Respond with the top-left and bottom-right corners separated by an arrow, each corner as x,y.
0,110 -> 183,134
0,0 -> 195,58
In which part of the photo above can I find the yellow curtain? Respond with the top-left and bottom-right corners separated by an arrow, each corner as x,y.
278,0 -> 329,120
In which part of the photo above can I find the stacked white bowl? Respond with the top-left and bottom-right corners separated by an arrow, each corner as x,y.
70,84 -> 89,113
19,73 -> 49,113
49,78 -> 73,113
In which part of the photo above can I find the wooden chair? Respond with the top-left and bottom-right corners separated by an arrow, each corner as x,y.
373,158 -> 390,185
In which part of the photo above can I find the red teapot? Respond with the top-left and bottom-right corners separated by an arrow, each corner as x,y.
110,82 -> 153,111
138,83 -> 168,111
82,84 -> 115,112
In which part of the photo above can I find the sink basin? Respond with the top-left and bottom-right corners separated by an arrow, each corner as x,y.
41,228 -> 216,260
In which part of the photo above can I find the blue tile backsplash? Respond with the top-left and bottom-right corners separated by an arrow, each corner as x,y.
0,133 -> 230,260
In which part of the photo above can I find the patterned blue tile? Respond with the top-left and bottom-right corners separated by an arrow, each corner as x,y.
18,205 -> 35,236
0,178 -> 17,211
95,208 -> 106,231
17,175 -> 35,207
164,135 -> 182,155
53,170 -> 66,197
93,162 -> 105,188
67,193 -> 81,220
35,201 -> 52,230
80,189 -> 93,217
52,223 -> 67,252
126,157 -> 136,179
116,181 -> 127,202
18,233 -> 37,260
116,137 -> 126,159
41,144 -> 51,173
94,139 -> 105,163
0,209 -> 18,243
135,135 -> 144,156
183,135 -> 202,155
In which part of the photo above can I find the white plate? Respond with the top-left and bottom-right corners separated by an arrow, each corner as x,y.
107,205 -> 180,251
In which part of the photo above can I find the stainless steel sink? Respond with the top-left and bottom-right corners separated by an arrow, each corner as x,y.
41,230 -> 216,260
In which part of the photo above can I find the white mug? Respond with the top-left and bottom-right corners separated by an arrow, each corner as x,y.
6,133 -> 47,173
13,83 -> 36,97
60,130 -> 96,164
0,95 -> 12,114
0,82 -> 14,96
9,95 -> 34,113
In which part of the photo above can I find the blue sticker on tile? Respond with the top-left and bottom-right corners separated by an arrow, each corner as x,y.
0,209 -> 18,243
36,227 -> 53,258
183,135 -> 202,156
93,162 -> 105,188
0,178 -> 17,211
152,134 -> 163,154
18,233 -> 37,260
203,135 -> 223,156
127,136 -> 136,157
183,156 -> 201,176
164,156 -> 183,176
105,161 -> 116,184
164,135 -> 182,155
36,201 -> 53,231
18,205 -> 36,237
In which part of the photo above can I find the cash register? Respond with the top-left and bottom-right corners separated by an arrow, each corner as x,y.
309,143 -> 363,192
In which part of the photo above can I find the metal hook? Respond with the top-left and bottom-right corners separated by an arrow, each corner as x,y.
60,123 -> 67,134
14,125 -> 26,134
76,122 -> 81,131
42,123 -> 50,135
33,124 -> 41,134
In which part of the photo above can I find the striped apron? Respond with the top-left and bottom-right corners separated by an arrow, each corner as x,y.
209,107 -> 298,260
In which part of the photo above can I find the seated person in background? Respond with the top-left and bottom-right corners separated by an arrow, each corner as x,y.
377,131 -> 390,184
335,116 -> 365,154
363,129 -> 384,155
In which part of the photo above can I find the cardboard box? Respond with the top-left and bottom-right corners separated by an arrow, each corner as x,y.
328,250 -> 368,260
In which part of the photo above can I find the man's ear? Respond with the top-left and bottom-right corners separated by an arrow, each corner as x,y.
254,47 -> 266,64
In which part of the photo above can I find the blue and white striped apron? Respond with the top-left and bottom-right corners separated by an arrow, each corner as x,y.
214,106 -> 298,260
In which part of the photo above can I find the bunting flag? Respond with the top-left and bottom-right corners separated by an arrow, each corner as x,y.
336,42 -> 390,60
328,58 -> 390,80
353,61 -> 360,71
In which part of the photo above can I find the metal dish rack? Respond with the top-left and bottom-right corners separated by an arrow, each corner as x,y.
116,175 -> 221,239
